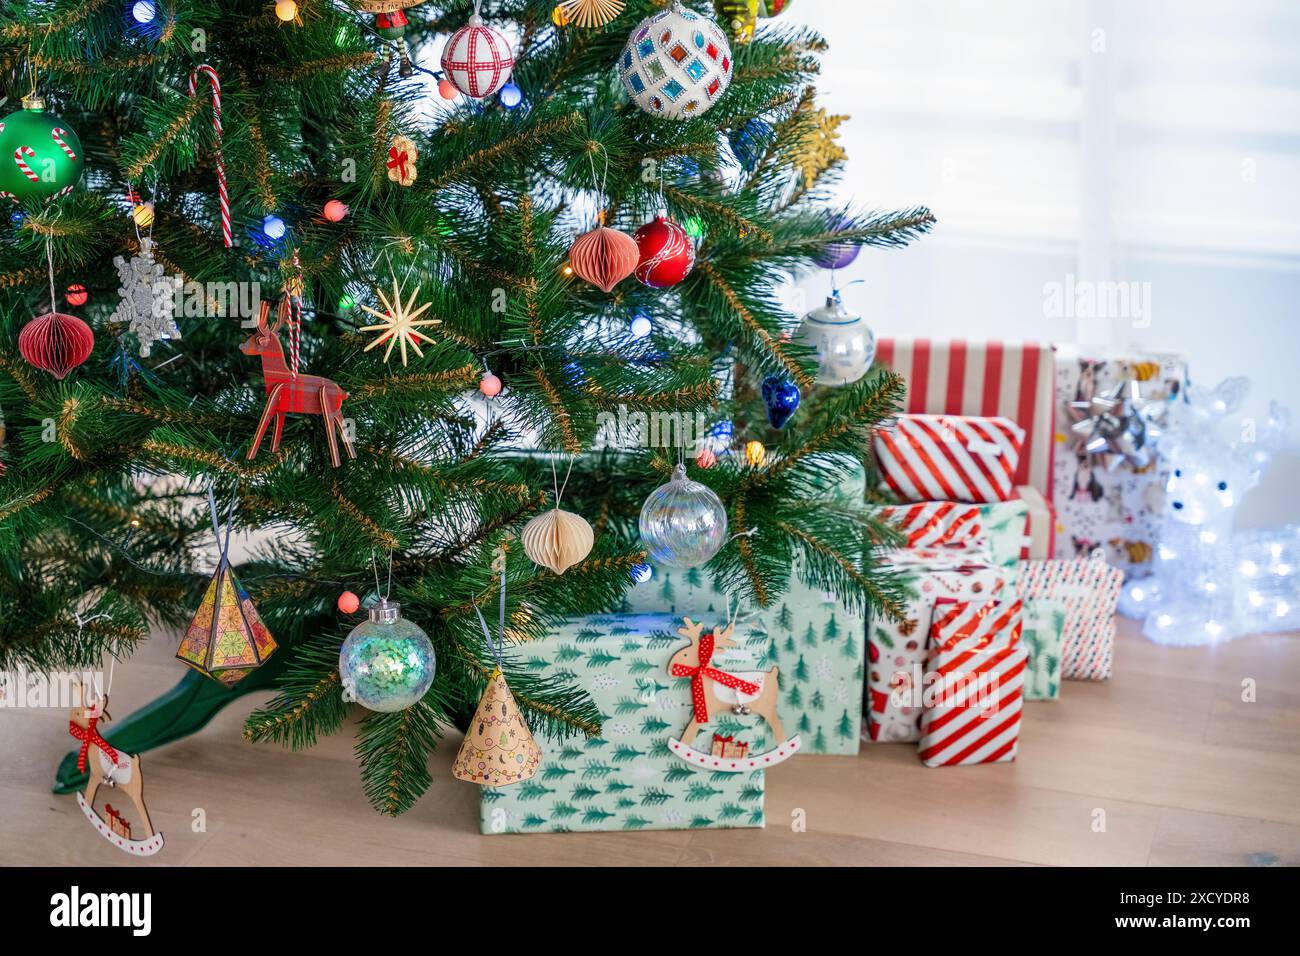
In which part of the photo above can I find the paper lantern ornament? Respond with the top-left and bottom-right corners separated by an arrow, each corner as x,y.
522,507 -> 594,574
618,2 -> 732,120
569,224 -> 640,293
177,495 -> 278,686
18,311 -> 94,380
452,668 -> 542,786
633,214 -> 695,287
0,96 -> 84,203
440,12 -> 515,99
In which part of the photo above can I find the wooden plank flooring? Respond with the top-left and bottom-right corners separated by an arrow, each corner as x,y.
1,618 -> 1296,866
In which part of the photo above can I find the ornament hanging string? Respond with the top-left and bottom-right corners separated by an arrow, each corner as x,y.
585,141 -> 611,229
69,617 -> 116,773
370,549 -> 394,603
550,455 -> 575,508
285,250 -> 305,377
473,545 -> 508,670
206,480 -> 239,570
187,64 -> 232,248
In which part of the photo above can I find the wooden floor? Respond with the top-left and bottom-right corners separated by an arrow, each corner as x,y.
2,618 -> 1298,867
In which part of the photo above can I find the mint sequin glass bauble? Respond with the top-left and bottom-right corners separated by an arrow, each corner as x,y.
0,97 -> 84,203
338,599 -> 436,712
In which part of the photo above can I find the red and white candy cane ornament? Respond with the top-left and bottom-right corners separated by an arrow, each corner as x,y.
187,65 -> 232,248
12,144 -> 39,185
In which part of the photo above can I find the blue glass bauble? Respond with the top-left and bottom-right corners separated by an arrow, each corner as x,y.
762,374 -> 801,429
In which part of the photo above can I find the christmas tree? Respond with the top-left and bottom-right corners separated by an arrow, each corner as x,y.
0,0 -> 930,816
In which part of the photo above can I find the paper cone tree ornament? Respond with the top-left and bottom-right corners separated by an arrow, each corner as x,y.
453,668 -> 541,786
177,562 -> 278,686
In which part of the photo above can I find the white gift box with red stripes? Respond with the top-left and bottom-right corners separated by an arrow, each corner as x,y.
874,338 -> 1056,501
866,562 -> 1008,744
875,413 -> 1025,503
917,598 -> 1028,767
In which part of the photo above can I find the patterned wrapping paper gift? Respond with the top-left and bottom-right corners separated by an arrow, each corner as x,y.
1017,557 -> 1124,681
918,598 -> 1028,767
479,613 -> 766,835
1021,598 -> 1067,701
874,338 -> 1056,500
866,555 -> 1008,743
622,570 -> 866,756
875,413 -> 1026,503
1053,346 -> 1187,578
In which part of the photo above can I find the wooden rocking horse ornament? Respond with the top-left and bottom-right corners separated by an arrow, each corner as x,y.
68,689 -> 164,856
666,617 -> 802,772
241,297 -> 356,468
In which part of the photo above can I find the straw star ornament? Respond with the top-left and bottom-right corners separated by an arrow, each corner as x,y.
358,276 -> 441,366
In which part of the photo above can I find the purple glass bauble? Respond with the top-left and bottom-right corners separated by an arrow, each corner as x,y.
815,216 -> 861,270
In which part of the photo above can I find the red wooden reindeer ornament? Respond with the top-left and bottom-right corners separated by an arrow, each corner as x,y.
666,616 -> 802,772
241,298 -> 356,467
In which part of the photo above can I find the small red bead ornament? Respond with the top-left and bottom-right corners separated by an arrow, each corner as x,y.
633,213 -> 695,288
323,199 -> 348,222
338,591 -> 360,614
479,371 -> 502,397
66,283 -> 88,306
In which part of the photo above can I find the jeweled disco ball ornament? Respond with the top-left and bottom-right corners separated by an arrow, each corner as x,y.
338,598 -> 436,712
795,290 -> 875,387
618,2 -> 733,120
639,463 -> 728,569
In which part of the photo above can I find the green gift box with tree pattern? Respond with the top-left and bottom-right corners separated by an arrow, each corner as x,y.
479,613 -> 770,835
620,567 -> 866,756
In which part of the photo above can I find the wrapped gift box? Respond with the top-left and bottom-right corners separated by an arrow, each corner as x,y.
1021,598 -> 1067,701
623,570 -> 865,755
479,613 -> 766,834
1017,557 -> 1124,681
874,339 -> 1056,501
1052,346 -> 1187,578
866,557 -> 1008,743
918,598 -> 1027,767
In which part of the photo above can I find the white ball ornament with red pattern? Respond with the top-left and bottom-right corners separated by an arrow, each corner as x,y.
618,2 -> 732,120
440,5 -> 515,100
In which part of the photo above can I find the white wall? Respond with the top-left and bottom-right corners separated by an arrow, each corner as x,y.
790,0 -> 1300,527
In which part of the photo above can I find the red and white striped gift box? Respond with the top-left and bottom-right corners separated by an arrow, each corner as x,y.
875,413 -> 1025,503
1016,557 -> 1124,680
878,501 -> 985,549
875,339 -> 1056,500
918,598 -> 1027,767
866,566 -> 1006,743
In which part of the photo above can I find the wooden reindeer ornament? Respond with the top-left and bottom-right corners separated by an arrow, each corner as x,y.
666,616 -> 801,772
68,683 -> 164,856
241,297 -> 357,468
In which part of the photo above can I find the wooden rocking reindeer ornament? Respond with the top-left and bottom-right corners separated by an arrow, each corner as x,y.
666,616 -> 801,772
241,297 -> 356,467
68,678 -> 164,856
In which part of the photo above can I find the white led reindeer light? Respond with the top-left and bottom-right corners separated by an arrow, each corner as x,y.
1120,377 -> 1292,644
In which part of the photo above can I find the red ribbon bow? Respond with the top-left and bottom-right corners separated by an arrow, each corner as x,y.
671,632 -> 760,724
69,716 -> 118,774
387,146 -> 410,178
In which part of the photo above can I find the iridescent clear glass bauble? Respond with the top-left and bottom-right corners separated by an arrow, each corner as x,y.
638,463 -> 728,569
338,599 -> 435,712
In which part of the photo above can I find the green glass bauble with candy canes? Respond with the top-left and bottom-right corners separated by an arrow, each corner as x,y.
0,96 -> 84,203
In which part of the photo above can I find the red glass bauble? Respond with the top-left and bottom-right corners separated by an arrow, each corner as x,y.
18,311 -> 94,380
569,225 -> 640,293
633,215 -> 695,288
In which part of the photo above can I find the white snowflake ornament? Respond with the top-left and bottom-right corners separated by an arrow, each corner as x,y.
109,238 -> 182,357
